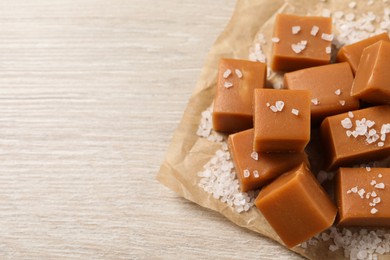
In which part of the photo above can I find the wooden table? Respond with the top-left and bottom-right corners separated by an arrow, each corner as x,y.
0,1 -> 302,259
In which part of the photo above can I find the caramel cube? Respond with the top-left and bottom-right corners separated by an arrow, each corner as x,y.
337,32 -> 390,74
321,106 -> 390,170
228,129 -> 306,192
351,41 -> 390,105
284,62 -> 359,123
255,163 -> 337,248
271,14 -> 332,72
212,58 -> 267,133
253,89 -> 311,153
336,168 -> 390,227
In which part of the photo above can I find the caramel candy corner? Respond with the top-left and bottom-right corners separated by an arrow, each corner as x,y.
337,32 -> 390,74
212,58 -> 267,134
255,163 -> 337,248
351,40 -> 390,105
336,168 -> 390,227
271,14 -> 332,72
320,106 -> 390,170
228,129 -> 306,192
253,89 -> 311,153
284,62 -> 359,123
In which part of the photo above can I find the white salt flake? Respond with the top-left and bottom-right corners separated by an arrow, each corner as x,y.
339,100 -> 346,106
378,142 -> 384,147
371,180 -> 377,186
311,98 -> 319,105
348,111 -> 354,118
334,89 -> 341,95
366,120 -> 375,128
223,69 -> 232,79
266,102 -> 270,107
291,43 -> 304,53
351,186 -> 358,193
371,208 -> 378,214
366,166 -> 371,172
341,118 -> 353,129
311,25 -> 319,36
291,109 -> 299,116
271,37 -> 280,43
358,188 -> 366,198
345,13 -> 355,21
224,82 -> 233,89
326,46 -> 331,54
243,169 -> 250,178
270,105 -> 278,113
275,101 -> 285,111
321,33 -> 334,41
378,174 -> 383,178
371,191 -> 377,197
253,170 -> 259,178
373,197 -> 381,204
235,69 -> 243,79
250,151 -> 258,161
292,26 -> 301,34
375,183 -> 385,189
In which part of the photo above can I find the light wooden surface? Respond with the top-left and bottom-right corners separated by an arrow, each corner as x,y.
0,1 -> 302,259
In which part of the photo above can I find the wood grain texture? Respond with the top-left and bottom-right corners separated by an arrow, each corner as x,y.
0,1 -> 303,259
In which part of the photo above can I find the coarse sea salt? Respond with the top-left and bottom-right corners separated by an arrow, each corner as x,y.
223,69 -> 231,79
311,25 -> 320,36
196,106 -> 225,143
291,109 -> 299,116
224,82 -> 233,89
292,25 -> 301,34
271,37 -> 280,43
235,69 -> 243,78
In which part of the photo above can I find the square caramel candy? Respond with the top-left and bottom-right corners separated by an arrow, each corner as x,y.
255,163 -> 337,248
284,62 -> 359,123
351,41 -> 390,105
212,58 -> 267,133
228,129 -> 306,192
253,89 -> 310,153
337,32 -> 390,74
321,106 -> 390,170
271,14 -> 332,72
336,168 -> 390,227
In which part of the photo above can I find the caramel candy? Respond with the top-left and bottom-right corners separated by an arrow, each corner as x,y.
337,32 -> 390,74
271,14 -> 332,72
321,106 -> 390,170
228,129 -> 306,192
284,62 -> 359,123
351,41 -> 390,105
336,168 -> 390,227
212,58 -> 267,133
253,89 -> 311,153
255,163 -> 337,248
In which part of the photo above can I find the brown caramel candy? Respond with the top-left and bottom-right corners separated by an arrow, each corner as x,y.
271,14 -> 332,72
255,163 -> 337,248
253,89 -> 311,153
336,168 -> 390,227
212,58 -> 266,133
321,106 -> 390,170
228,129 -> 306,192
284,62 -> 359,123
351,41 -> 390,105
337,32 -> 390,74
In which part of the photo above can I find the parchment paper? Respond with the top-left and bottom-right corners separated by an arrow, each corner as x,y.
157,1 -> 388,259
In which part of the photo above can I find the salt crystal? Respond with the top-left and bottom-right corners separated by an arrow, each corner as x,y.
334,89 -> 341,95
266,102 -> 270,107
270,105 -> 278,112
224,82 -> 233,89
378,174 -> 382,178
366,166 -> 371,172
311,25 -> 319,36
223,69 -> 232,79
348,111 -> 354,118
253,170 -> 259,178
275,101 -> 285,111
378,142 -> 384,147
311,98 -> 319,105
345,13 -> 355,21
292,26 -> 301,34
371,191 -> 377,197
326,46 -> 331,54
351,186 -> 358,193
291,109 -> 299,116
380,134 -> 386,141
339,100 -> 346,106
251,151 -> 259,161
371,180 -> 377,186
341,118 -> 353,129
235,69 -> 243,78
243,169 -> 250,178
291,43 -> 304,53
346,130 -> 352,137
375,183 -> 385,189
371,208 -> 378,214
358,188 -> 366,198
271,37 -> 280,43
321,33 -> 334,41
373,197 -> 381,204
366,120 -> 375,128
